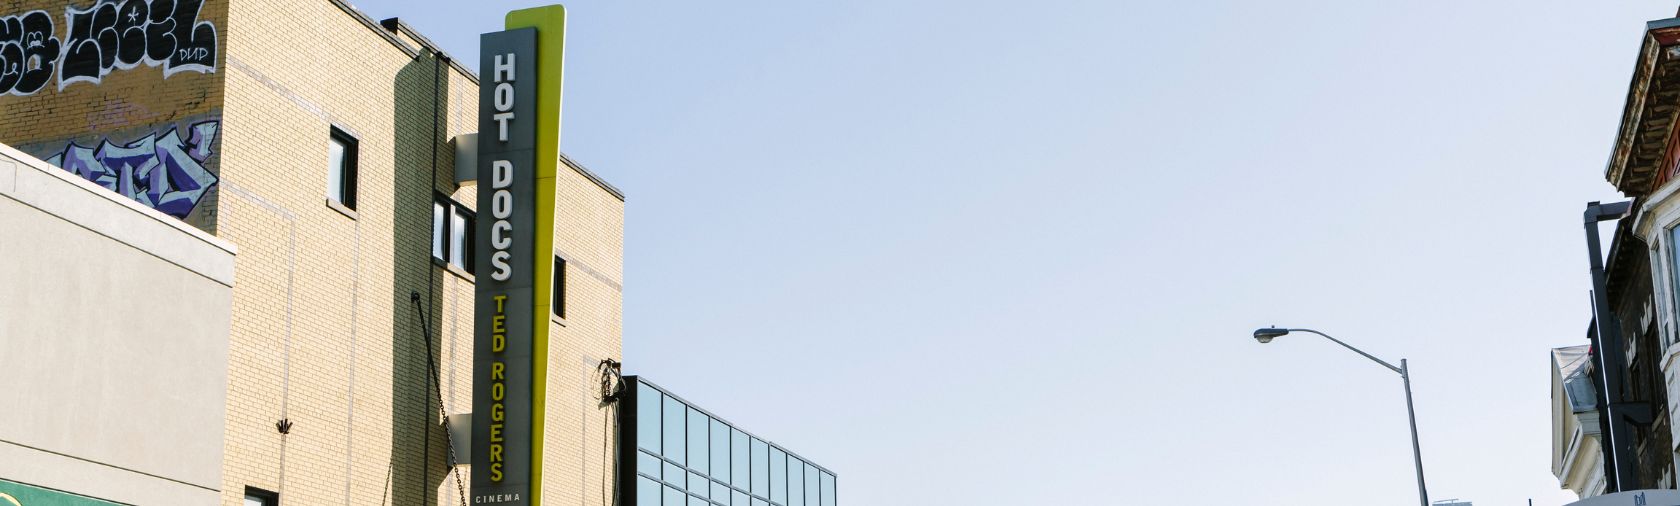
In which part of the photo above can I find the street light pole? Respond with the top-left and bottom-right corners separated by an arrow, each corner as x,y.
1583,200 -> 1640,491
1253,327 -> 1428,506
1401,359 -> 1426,506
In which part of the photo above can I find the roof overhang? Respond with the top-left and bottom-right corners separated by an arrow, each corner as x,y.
1607,18 -> 1680,197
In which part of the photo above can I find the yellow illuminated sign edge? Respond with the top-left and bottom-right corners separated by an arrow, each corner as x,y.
504,6 -> 565,506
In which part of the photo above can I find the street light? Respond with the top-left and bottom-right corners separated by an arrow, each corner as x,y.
1253,327 -> 1428,506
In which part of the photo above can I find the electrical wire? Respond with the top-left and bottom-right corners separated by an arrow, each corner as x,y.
598,358 -> 624,504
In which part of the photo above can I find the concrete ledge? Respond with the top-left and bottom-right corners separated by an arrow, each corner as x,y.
0,143 -> 237,287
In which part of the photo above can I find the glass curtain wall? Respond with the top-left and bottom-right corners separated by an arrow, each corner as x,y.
627,378 -> 838,506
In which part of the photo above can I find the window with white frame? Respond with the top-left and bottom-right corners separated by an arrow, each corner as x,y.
432,195 -> 474,274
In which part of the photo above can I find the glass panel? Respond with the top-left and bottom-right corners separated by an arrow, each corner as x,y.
639,450 -> 662,479
449,207 -> 469,268
710,419 -> 730,481
689,472 -> 708,498
712,481 -> 730,502
688,408 -> 709,474
552,257 -> 565,317
804,463 -> 819,506
638,476 -> 662,506
664,396 -> 686,464
733,491 -> 748,506
730,429 -> 749,488
327,138 -> 345,201
770,448 -> 786,503
666,462 -> 685,488
1671,227 -> 1680,345
820,473 -> 835,506
638,386 -> 662,454
750,438 -> 768,496
787,457 -> 802,506
753,500 -> 768,506
665,485 -> 685,506
431,201 -> 445,260
689,495 -> 705,506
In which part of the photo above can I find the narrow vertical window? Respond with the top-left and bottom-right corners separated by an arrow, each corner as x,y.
327,127 -> 359,209
553,256 -> 567,318
1669,226 -> 1680,347
431,200 -> 447,261
450,206 -> 471,270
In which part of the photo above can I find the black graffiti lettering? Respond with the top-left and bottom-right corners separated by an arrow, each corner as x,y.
93,4 -> 118,70
0,11 -> 60,95
144,0 -> 175,63
52,0 -> 215,90
0,41 -> 20,94
0,16 -> 23,94
60,4 -> 107,85
165,0 -> 215,71
114,0 -> 149,67
20,12 -> 58,93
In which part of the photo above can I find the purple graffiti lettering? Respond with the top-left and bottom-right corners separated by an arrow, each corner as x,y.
186,120 -> 216,161
94,134 -> 156,201
149,126 -> 215,216
43,121 -> 220,218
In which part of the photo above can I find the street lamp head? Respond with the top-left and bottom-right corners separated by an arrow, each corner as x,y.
1254,327 -> 1290,344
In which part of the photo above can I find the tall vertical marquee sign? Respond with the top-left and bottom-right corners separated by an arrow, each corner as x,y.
474,5 -> 565,506
472,25 -> 536,506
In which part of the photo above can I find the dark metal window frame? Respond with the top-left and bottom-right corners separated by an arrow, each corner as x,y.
327,126 -> 359,209
244,486 -> 279,506
553,256 -> 567,319
432,192 -> 475,275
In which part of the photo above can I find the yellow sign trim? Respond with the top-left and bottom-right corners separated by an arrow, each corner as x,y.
504,5 -> 565,506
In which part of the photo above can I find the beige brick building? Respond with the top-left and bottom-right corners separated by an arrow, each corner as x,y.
0,1 -> 624,505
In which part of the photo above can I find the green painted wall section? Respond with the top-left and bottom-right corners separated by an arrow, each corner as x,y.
0,479 -> 121,506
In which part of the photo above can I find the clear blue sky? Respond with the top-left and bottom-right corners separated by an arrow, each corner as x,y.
352,1 -> 1672,503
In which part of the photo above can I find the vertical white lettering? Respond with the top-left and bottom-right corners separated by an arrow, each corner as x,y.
494,112 -> 514,142
494,53 -> 516,82
495,83 -> 515,112
492,160 -> 513,188
491,221 -> 512,249
491,251 -> 512,281
492,189 -> 512,219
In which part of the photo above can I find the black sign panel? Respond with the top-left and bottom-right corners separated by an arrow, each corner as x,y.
472,27 -> 537,506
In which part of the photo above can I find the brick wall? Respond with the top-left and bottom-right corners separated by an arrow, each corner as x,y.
215,1 -> 625,505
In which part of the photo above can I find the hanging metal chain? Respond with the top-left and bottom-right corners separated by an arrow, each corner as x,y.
411,292 -> 470,506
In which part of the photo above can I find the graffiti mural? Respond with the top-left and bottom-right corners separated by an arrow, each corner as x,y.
44,120 -> 219,218
0,0 -> 218,96
60,0 -> 219,88
0,11 -> 61,95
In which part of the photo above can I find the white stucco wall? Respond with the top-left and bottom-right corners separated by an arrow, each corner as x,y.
0,143 -> 236,505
